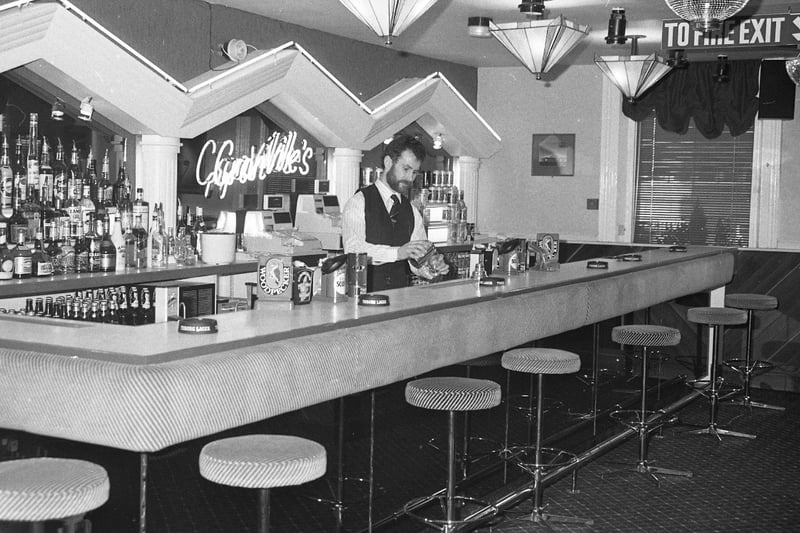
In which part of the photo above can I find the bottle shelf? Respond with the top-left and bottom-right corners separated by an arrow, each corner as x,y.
0,260 -> 257,299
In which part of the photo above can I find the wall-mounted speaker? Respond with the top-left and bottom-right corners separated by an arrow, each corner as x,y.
759,59 -> 796,120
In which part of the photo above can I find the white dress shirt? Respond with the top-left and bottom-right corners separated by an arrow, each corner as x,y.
341,179 -> 427,265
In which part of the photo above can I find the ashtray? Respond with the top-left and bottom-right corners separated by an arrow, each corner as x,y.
479,276 -> 506,286
358,293 -> 390,306
178,318 -> 218,334
669,245 -> 687,252
622,254 -> 642,262
587,260 -> 609,269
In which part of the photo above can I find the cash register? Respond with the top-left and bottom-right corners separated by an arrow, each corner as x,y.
242,194 -> 323,255
294,194 -> 343,251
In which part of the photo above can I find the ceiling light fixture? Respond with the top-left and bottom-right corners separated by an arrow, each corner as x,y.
50,98 -> 65,121
594,8 -> 672,102
432,133 -> 443,150
489,15 -> 590,80
518,0 -> 546,18
667,49 -> 689,69
664,0 -> 750,33
337,0 -> 438,45
786,54 -> 800,86
78,97 -> 93,122
467,16 -> 492,38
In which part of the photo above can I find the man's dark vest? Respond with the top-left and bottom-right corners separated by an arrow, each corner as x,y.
361,183 -> 414,291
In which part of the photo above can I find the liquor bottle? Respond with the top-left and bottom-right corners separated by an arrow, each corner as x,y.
53,139 -> 67,211
0,222 -> 13,280
99,217 -> 116,273
73,234 -> 89,274
193,206 -> 207,257
141,287 -> 154,324
149,212 -> 166,267
116,139 -> 134,233
11,229 -> 32,279
125,213 -> 147,269
99,299 -> 109,323
65,142 -> 83,239
9,136 -> 28,244
128,286 -> 141,325
45,233 -> 62,275
98,149 -> 116,220
110,213 -> 126,271
39,137 -> 57,243
107,296 -> 119,324
0,135 -> 13,226
117,286 -> 129,324
23,115 -> 42,240
132,187 -> 149,233
58,232 -> 75,274
31,229 -> 53,277
84,213 -> 101,272
80,151 -> 96,228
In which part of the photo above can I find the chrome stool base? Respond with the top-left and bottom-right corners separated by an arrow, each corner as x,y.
724,358 -> 785,411
729,398 -> 785,411
686,424 -> 756,441
602,460 -> 693,487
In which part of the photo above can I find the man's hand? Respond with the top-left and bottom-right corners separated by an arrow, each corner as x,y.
398,240 -> 434,261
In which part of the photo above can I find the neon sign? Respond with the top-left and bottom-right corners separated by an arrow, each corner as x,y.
196,131 -> 314,199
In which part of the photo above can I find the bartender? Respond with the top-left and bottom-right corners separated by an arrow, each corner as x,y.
342,134 -> 449,290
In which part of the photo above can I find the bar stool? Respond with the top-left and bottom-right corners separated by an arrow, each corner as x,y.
604,325 -> 693,486
458,354 -> 504,479
404,376 -> 501,532
501,348 -> 593,527
723,293 -> 784,411
0,457 -> 109,532
199,434 -> 326,533
687,307 -> 756,440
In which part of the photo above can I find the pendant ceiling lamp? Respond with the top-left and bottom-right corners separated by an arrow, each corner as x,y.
337,0 -> 438,45
664,0 -> 750,32
489,16 -> 590,80
787,54 -> 800,86
595,8 -> 672,102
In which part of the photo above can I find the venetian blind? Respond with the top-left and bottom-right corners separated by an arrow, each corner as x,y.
633,113 -> 754,247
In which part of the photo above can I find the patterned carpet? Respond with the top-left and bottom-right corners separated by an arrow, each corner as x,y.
3,334 -> 799,533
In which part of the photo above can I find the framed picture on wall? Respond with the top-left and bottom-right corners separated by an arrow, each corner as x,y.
531,133 -> 575,176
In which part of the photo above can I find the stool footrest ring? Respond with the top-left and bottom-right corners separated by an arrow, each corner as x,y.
403,495 -> 497,531
724,358 -> 775,375
503,446 -> 577,474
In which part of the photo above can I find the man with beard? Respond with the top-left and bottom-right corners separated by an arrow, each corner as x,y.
342,134 -> 449,291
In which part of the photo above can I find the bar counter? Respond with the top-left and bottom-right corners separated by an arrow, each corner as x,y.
0,247 -> 733,452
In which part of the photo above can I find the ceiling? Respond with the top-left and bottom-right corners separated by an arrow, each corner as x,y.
204,0 -> 797,68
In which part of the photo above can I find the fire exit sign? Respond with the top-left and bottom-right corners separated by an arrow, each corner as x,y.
662,14 -> 800,49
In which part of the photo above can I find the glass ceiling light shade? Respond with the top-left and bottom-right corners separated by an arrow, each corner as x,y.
337,0 -> 439,45
664,0 -> 750,32
489,16 -> 590,80
595,52 -> 672,102
787,54 -> 800,86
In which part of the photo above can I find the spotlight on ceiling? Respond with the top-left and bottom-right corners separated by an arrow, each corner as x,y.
714,55 -> 730,83
432,134 -> 443,150
50,98 -> 65,121
78,97 -> 93,122
467,16 -> 492,38
222,39 -> 248,62
518,0 -> 546,18
667,49 -> 689,69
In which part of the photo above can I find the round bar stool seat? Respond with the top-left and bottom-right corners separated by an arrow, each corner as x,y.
501,348 -> 593,527
723,293 -> 784,412
404,377 -> 501,532
604,325 -> 693,486
686,307 -> 756,441
200,435 -> 326,533
0,458 -> 109,522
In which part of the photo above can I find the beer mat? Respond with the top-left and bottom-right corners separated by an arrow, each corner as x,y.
586,260 -> 609,269
178,318 -> 218,334
669,245 -> 687,252
622,254 -> 642,262
358,293 -> 390,306
479,276 -> 506,286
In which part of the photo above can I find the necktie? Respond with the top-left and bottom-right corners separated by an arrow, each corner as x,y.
389,194 -> 400,224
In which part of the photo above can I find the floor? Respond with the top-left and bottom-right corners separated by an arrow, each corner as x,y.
2,325 -> 799,532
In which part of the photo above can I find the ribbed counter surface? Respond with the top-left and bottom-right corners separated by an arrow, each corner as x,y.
0,247 -> 733,452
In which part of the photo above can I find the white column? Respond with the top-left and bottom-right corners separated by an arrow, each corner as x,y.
456,155 -> 479,224
328,148 -> 363,207
749,119 -> 781,249
135,135 -> 181,231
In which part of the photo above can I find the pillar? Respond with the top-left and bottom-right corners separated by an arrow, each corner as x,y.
456,155 -> 479,225
328,147 -> 363,207
135,135 -> 181,231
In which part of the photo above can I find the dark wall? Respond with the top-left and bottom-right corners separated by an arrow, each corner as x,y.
70,0 -> 478,106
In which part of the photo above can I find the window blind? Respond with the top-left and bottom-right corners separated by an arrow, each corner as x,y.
633,113 -> 754,247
